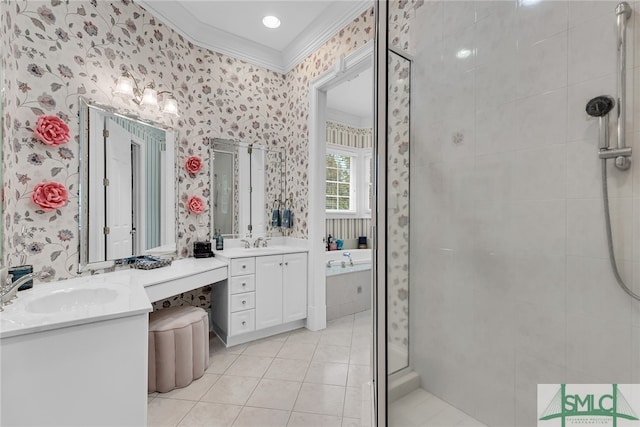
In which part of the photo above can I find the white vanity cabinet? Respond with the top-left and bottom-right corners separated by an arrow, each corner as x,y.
228,257 -> 256,336
255,252 -> 307,329
211,250 -> 308,346
254,255 -> 283,329
282,252 -> 308,322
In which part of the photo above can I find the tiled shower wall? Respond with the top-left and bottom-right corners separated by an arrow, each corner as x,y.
408,1 -> 640,426
0,0 -> 373,285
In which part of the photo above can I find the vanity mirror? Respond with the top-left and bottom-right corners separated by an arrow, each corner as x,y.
78,97 -> 176,271
210,138 -> 285,237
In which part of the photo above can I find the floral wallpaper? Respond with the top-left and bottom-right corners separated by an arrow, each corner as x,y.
0,0 -> 375,308
283,7 -> 375,239
389,0 -> 423,56
387,51 -> 410,366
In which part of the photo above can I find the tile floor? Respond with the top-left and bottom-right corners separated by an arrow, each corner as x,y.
148,311 -> 372,427
389,389 -> 486,427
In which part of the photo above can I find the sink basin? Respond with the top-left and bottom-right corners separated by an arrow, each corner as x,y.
24,288 -> 119,314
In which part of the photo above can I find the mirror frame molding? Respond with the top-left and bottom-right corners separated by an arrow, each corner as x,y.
77,96 -> 178,272
209,138 -> 286,238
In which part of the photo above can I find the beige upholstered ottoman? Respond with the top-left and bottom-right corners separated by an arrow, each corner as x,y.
148,306 -> 209,393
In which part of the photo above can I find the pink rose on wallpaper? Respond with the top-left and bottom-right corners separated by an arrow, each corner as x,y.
34,115 -> 70,147
31,181 -> 68,211
185,156 -> 202,174
187,196 -> 204,214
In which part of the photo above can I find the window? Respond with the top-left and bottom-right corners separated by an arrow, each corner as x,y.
325,146 -> 372,217
325,151 -> 354,212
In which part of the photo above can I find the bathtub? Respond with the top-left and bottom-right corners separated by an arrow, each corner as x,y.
325,249 -> 372,321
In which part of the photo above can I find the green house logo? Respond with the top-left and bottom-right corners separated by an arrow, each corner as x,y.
539,384 -> 639,427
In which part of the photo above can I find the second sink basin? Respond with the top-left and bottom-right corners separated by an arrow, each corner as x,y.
24,287 -> 119,314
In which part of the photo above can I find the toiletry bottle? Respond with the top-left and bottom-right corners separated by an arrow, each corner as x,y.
216,230 -> 224,251
327,234 -> 332,251
213,229 -> 219,251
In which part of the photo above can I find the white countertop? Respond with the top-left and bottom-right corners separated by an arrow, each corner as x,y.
213,245 -> 309,260
114,257 -> 228,288
0,274 -> 151,339
0,258 -> 228,339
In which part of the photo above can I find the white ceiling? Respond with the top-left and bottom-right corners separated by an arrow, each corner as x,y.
137,0 -> 372,74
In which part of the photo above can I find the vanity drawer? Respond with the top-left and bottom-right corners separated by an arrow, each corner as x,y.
230,310 -> 255,335
230,275 -> 255,294
231,258 -> 255,276
230,292 -> 255,312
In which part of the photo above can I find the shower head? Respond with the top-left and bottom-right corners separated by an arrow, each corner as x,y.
587,95 -> 615,150
586,95 -> 615,117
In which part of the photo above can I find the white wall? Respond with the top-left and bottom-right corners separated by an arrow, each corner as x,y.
409,1 -> 640,425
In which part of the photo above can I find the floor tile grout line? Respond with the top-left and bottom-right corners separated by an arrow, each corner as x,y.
231,334 -> 317,425
172,400 -> 196,427
149,312 -> 372,427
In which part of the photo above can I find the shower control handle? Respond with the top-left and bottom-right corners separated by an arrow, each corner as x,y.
615,156 -> 631,170
598,147 -> 631,159
599,146 -> 632,170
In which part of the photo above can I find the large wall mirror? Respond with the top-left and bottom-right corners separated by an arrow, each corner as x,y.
210,138 -> 284,237
78,97 -> 176,271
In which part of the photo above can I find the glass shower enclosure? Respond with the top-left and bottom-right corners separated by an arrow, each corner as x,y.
377,1 -> 640,426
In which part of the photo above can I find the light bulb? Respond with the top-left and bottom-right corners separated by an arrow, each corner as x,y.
140,87 -> 158,108
162,97 -> 179,117
114,76 -> 134,98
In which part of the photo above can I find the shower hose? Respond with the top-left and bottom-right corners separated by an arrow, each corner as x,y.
601,158 -> 640,301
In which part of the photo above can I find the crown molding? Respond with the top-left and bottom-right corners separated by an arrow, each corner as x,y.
282,1 -> 373,72
136,0 -> 286,72
136,0 -> 372,75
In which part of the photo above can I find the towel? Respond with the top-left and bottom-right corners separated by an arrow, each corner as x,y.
272,208 -> 281,227
282,208 -> 292,228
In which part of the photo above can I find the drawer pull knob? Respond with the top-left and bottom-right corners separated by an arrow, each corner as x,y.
242,282 -> 246,287
279,262 -> 283,266
242,321 -> 246,326
242,265 -> 246,269
285,262 -> 289,266
242,300 -> 246,305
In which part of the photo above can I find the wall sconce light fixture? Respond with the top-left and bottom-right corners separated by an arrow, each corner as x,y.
114,70 -> 179,117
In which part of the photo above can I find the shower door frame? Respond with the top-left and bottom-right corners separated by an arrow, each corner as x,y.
374,0 -> 388,425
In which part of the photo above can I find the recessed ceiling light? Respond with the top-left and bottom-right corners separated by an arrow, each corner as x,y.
262,15 -> 281,29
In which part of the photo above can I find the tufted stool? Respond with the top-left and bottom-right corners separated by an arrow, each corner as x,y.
148,306 -> 209,393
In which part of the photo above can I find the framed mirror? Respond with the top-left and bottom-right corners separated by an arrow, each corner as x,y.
210,138 -> 285,237
78,97 -> 177,271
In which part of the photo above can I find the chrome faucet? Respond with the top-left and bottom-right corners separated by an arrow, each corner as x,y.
254,237 -> 264,248
1,272 -> 39,310
326,260 -> 335,267
240,239 -> 251,249
343,252 -> 353,266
